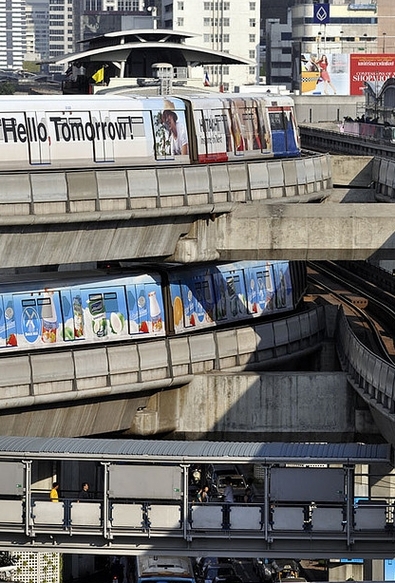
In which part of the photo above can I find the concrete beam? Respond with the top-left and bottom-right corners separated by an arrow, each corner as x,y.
172,200 -> 395,262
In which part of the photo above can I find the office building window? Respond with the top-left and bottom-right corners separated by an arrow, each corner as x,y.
249,19 -> 256,27
249,49 -> 255,58
249,34 -> 255,42
249,2 -> 255,9
177,1 -> 184,9
177,17 -> 184,26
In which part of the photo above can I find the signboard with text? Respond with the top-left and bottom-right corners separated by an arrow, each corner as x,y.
301,53 -> 395,95
350,53 -> 395,95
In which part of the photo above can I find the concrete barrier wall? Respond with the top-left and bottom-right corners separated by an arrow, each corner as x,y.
374,156 -> 395,199
0,155 -> 331,217
336,309 -> 395,447
0,306 -> 326,409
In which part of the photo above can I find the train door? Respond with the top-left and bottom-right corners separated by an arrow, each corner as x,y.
271,261 -> 293,310
283,107 -> 300,155
124,280 -> 165,337
78,286 -> 129,341
239,102 -> 269,155
9,290 -> 62,349
244,263 -> 274,316
228,97 -> 247,156
213,265 -> 248,323
89,110 -> 115,162
192,104 -> 230,163
59,289 -> 85,342
0,111 -> 51,167
181,271 -> 215,329
26,111 -> 51,164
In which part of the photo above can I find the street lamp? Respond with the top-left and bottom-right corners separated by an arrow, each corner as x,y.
340,30 -> 343,53
147,5 -> 158,30
317,31 -> 321,55
382,32 -> 387,53
363,33 -> 367,53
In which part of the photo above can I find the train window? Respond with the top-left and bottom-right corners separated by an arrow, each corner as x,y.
37,296 -> 51,307
269,111 -> 285,131
116,115 -> 145,139
21,299 -> 36,308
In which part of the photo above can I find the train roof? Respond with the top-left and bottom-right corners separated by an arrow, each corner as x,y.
0,92 -> 294,111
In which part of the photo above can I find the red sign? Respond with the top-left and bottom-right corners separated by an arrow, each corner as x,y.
350,54 -> 395,95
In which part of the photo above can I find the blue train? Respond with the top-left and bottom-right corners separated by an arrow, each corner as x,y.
0,260 -> 306,352
0,93 -> 300,171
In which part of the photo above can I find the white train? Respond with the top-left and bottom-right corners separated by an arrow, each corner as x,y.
0,93 -> 300,171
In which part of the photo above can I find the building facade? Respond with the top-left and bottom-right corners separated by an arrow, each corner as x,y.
25,1 -> 49,65
158,0 -> 260,90
0,0 -> 26,71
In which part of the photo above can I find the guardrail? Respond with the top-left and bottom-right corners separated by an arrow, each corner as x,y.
0,307 -> 326,409
336,308 -> 395,446
300,125 -> 395,159
0,497 -> 392,542
0,155 -> 331,220
372,156 -> 395,199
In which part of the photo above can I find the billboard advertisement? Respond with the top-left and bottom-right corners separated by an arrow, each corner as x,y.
301,53 -> 395,96
350,54 -> 395,95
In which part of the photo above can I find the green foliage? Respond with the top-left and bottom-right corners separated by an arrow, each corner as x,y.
0,81 -> 16,95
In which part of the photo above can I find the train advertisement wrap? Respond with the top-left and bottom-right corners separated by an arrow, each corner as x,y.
1,272 -> 165,349
0,261 -> 304,352
168,260 -> 293,333
0,93 -> 300,171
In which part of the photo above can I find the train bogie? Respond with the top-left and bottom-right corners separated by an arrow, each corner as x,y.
0,93 -> 300,171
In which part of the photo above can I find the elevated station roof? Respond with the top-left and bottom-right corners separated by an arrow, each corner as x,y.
54,29 -> 252,69
0,436 -> 390,464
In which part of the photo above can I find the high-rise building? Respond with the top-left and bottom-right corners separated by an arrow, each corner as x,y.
26,1 -> 49,66
291,0 -> 378,56
377,0 -> 395,54
0,0 -> 26,70
158,0 -> 260,90
49,0 -> 74,73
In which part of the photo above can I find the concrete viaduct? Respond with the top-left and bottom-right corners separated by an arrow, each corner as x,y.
0,153 -> 393,269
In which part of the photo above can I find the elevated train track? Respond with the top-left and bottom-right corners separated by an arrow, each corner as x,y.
300,124 -> 395,159
308,261 -> 395,363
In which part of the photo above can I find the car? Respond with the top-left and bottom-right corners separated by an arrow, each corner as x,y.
205,465 -> 247,502
203,563 -> 241,583
252,558 -> 274,582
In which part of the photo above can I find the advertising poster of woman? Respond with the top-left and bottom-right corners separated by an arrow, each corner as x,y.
301,53 -> 349,95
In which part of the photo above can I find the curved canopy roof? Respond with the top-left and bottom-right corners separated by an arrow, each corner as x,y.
54,29 -> 252,69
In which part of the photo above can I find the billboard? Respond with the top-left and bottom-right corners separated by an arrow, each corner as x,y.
301,53 -> 395,96
301,53 -> 349,95
350,54 -> 395,95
